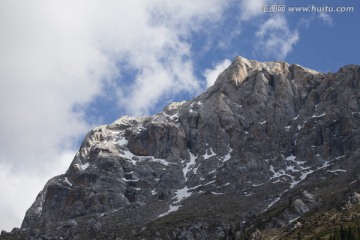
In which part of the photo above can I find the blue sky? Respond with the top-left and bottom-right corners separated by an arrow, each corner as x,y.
0,0 -> 359,232
85,0 -> 360,124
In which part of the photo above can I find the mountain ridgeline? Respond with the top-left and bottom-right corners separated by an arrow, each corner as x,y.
2,56 -> 360,239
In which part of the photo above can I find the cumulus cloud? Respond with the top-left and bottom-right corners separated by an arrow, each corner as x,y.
0,1 -> 114,231
255,15 -> 299,59
0,151 -> 75,231
109,0 -> 228,115
239,0 -> 266,20
203,59 -> 232,88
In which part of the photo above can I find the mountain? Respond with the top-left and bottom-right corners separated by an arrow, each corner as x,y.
1,56 -> 360,240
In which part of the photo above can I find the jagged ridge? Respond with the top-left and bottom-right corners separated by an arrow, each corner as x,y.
2,56 -> 360,240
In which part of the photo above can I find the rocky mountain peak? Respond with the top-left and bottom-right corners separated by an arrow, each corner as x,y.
214,56 -> 322,90
2,56 -> 360,240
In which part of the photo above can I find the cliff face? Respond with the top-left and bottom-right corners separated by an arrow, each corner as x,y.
3,57 -> 360,239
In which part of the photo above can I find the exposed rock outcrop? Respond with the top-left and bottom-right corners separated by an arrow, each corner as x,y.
2,56 -> 360,240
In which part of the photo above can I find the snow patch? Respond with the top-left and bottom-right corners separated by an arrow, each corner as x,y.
135,125 -> 147,134
118,135 -> 128,147
168,112 -> 179,121
119,148 -> 171,166
327,169 -> 347,173
182,150 -> 198,181
203,180 -> 216,186
157,205 -> 180,218
263,146 -> 346,199
211,192 -> 224,195
220,147 -> 233,162
75,162 -> 90,171
36,207 -> 42,214
64,177 -> 72,187
161,149 -> 199,219
163,112 -> 179,121
265,196 -> 281,211
244,192 -> 253,197
289,216 -> 300,223
350,180 -> 359,185
333,155 -> 345,160
220,182 -> 231,187
269,165 -> 290,180
158,182 -> 196,219
122,178 -> 139,182
197,101 -> 203,107
252,182 -> 265,187
286,155 -> 296,161
208,169 -> 217,174
152,158 -> 170,166
203,147 -> 216,160
311,113 -> 326,118
173,186 -> 191,203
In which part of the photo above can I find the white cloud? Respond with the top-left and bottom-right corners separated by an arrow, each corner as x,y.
298,16 -> 315,28
203,59 -> 232,88
0,151 -> 75,231
237,0 -> 299,60
118,56 -> 200,115
319,12 -> 334,26
0,1 -> 104,227
107,0 -> 228,115
239,0 -> 266,20
298,13 -> 334,29
0,0 -> 229,231
150,0 -> 228,33
255,15 -> 299,59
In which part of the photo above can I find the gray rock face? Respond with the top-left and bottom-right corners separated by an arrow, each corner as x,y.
3,56 -> 360,239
